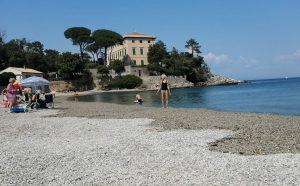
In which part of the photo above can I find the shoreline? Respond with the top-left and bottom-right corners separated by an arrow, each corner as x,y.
56,88 -> 300,117
51,94 -> 300,155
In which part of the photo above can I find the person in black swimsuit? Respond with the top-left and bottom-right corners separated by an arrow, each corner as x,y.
156,74 -> 171,108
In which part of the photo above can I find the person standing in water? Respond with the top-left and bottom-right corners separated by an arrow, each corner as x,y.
73,91 -> 79,102
156,74 -> 171,108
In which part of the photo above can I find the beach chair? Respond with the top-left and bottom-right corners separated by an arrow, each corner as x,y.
0,101 -> 9,108
45,94 -> 54,108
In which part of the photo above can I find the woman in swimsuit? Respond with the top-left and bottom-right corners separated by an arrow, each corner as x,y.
156,74 -> 171,108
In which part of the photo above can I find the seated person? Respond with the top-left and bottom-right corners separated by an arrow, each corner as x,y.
30,92 -> 40,109
135,93 -> 143,105
1,88 -> 8,102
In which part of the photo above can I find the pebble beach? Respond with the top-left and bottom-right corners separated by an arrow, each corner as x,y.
1,91 -> 300,185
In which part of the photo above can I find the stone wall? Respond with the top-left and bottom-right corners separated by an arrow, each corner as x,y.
49,80 -> 101,92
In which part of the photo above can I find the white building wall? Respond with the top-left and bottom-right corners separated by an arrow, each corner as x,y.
0,68 -> 22,80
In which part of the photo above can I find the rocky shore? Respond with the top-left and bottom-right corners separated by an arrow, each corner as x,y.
196,74 -> 248,86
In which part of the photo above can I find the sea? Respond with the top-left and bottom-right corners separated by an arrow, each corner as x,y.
73,77 -> 300,116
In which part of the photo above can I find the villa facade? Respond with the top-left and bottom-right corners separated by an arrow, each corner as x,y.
106,31 -> 156,66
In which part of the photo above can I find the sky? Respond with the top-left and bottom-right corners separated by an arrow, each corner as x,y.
1,0 -> 299,80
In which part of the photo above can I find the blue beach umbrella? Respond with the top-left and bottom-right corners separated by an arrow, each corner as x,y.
19,76 -> 50,96
19,76 -> 50,87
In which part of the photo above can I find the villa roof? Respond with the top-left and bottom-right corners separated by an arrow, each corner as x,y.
10,67 -> 43,74
124,31 -> 156,39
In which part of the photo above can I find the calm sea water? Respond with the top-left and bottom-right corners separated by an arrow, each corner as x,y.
73,77 -> 300,116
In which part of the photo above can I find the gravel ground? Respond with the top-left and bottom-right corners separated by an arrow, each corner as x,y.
1,109 -> 300,185
1,93 -> 300,185
51,94 -> 300,155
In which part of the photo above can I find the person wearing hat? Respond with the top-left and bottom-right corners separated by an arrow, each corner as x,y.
6,78 -> 17,109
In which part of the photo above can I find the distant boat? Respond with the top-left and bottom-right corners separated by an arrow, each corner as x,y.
286,76 -> 288,79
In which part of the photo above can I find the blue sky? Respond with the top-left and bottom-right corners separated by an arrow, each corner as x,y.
1,0 -> 299,80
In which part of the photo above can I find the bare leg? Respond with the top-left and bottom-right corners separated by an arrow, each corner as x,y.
161,91 -> 164,108
165,91 -> 168,108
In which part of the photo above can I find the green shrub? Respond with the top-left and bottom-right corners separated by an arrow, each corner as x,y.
71,70 -> 93,90
107,76 -> 122,89
107,75 -> 142,89
85,62 -> 98,69
122,75 -> 143,89
0,72 -> 16,86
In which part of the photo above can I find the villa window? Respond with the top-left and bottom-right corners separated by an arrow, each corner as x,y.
140,40 -> 142,43
141,60 -> 144,65
140,48 -> 144,55
148,40 -> 150,43
132,40 -> 135,43
132,48 -> 136,55
133,60 -> 136,65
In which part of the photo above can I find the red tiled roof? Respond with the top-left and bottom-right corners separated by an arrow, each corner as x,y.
11,67 -> 43,74
124,31 -> 156,38
127,32 -> 149,36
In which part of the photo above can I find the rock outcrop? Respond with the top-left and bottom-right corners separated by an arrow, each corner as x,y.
197,74 -> 248,87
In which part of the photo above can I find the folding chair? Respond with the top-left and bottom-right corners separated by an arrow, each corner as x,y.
45,94 -> 54,108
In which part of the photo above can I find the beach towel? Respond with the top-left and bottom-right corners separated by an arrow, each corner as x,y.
10,107 -> 27,113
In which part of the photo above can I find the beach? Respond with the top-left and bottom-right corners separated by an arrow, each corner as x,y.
52,91 -> 300,155
1,91 -> 300,185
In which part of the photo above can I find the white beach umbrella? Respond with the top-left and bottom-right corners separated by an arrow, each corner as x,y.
19,76 -> 50,103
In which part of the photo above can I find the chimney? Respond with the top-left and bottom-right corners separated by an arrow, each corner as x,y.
24,65 -> 26,69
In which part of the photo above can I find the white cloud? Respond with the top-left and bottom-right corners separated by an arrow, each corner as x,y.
237,56 -> 246,63
294,50 -> 300,57
237,56 -> 259,67
273,49 -> 300,64
249,58 -> 259,64
203,53 -> 228,64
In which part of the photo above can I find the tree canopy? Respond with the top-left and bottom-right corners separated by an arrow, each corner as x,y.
92,29 -> 123,65
185,38 -> 201,57
147,38 -> 207,82
97,65 -> 109,75
109,59 -> 125,76
1,28 -> 209,85
64,27 -> 93,62
55,52 -> 83,78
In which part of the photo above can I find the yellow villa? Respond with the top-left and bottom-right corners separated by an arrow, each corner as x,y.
106,31 -> 156,66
